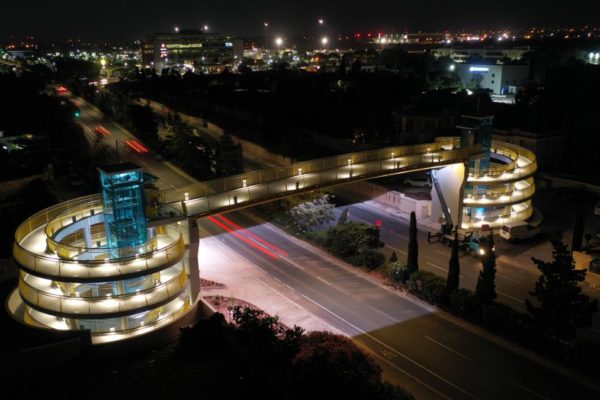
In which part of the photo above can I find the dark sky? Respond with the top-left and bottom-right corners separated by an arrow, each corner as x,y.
1,0 -> 596,42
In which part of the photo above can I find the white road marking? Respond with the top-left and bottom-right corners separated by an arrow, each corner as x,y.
387,245 -> 407,255
425,336 -> 475,363
390,231 -> 409,240
427,262 -> 447,273
435,249 -> 451,257
301,294 -> 479,400
505,377 -> 550,400
317,276 -> 331,286
285,284 -> 295,291
497,290 -> 525,304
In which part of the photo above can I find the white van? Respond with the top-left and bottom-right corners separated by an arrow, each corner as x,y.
500,221 -> 539,241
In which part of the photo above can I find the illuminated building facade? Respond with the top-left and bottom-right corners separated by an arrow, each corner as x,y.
142,29 -> 243,73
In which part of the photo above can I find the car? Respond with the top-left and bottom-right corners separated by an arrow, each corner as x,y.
403,176 -> 432,188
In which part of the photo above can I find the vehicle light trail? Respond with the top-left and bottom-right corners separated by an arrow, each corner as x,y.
207,216 -> 279,259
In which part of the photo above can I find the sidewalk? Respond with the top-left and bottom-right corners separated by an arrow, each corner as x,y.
197,233 -> 342,334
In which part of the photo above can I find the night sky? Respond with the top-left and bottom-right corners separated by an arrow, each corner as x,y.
1,0 -> 596,42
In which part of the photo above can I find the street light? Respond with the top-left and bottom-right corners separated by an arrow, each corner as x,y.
275,37 -> 283,47
203,25 -> 209,32
318,18 -> 324,25
321,36 -> 328,48
264,22 -> 269,50
174,26 -> 180,33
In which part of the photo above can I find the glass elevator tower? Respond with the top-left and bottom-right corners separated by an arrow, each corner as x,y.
98,163 -> 148,257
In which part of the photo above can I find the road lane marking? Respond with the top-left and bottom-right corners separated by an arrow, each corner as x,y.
427,262 -> 447,273
390,231 -> 409,240
505,377 -> 550,400
286,284 -> 295,291
281,256 -> 305,270
273,277 -> 281,283
301,294 -> 479,400
425,336 -> 474,363
364,346 -> 452,400
317,276 -> 331,286
387,245 -> 407,255
496,272 -> 523,285
435,249 -> 451,257
497,290 -> 525,304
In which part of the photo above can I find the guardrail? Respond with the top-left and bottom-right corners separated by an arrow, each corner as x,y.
14,226 -> 185,280
20,267 -> 187,317
151,144 -> 482,219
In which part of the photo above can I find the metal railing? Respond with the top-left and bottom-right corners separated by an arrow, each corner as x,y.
150,143 -> 482,218
463,179 -> 536,206
13,225 -> 185,280
19,266 -> 187,316
468,141 -> 537,181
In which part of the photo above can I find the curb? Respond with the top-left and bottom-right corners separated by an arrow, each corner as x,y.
243,210 -> 600,393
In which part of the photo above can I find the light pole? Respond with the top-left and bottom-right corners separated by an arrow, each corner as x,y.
321,36 -> 328,50
264,22 -> 269,51
275,37 -> 283,48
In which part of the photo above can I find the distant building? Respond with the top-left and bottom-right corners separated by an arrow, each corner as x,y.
432,47 -> 530,64
455,64 -> 530,95
142,29 -> 243,73
493,128 -> 566,171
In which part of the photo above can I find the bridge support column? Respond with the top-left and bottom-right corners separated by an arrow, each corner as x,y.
187,216 -> 201,303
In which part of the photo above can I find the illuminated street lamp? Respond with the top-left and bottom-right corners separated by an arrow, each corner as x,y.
321,36 -> 329,48
174,26 -> 180,33
318,18 -> 324,25
275,37 -> 283,47
264,22 -> 269,50
203,25 -> 209,32
100,58 -> 107,68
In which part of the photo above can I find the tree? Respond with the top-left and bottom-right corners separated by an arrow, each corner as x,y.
407,212 -> 419,274
475,233 -> 497,304
326,221 -> 384,258
443,232 -> 460,302
292,332 -> 382,398
214,132 -> 243,176
288,194 -> 335,233
338,207 -> 349,225
526,237 -> 598,340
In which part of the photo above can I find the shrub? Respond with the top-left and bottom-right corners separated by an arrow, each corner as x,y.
389,262 -> 411,283
448,288 -> 480,319
357,249 -> 386,270
407,271 -> 446,304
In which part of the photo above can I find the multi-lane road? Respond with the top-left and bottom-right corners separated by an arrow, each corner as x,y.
69,92 -> 600,399
199,210 -> 599,400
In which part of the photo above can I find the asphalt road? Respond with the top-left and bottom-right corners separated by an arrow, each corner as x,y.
199,210 -> 600,400
326,198 -> 600,341
70,95 -> 195,188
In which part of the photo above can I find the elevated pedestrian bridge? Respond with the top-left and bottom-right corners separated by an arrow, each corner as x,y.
8,137 -> 537,345
148,138 -> 482,220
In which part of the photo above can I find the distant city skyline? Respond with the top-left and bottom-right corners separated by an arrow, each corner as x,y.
1,0 -> 597,42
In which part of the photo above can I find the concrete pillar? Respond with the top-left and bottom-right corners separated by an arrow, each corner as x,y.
187,216 -> 200,303
83,217 -> 93,248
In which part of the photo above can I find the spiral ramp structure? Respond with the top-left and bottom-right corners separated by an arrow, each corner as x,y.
7,194 -> 193,345
461,140 -> 537,229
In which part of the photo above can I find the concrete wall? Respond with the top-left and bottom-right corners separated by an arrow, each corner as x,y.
430,163 -> 467,229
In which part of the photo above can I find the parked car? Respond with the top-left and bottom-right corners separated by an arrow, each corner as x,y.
403,176 -> 432,188
499,221 -> 540,242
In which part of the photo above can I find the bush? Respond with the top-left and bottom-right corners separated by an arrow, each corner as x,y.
448,289 -> 480,319
407,271 -> 446,304
356,249 -> 386,270
389,262 -> 411,283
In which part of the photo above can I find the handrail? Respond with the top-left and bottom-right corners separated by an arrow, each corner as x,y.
463,181 -> 535,207
151,141 -> 478,205
13,227 -> 185,280
19,267 -> 187,316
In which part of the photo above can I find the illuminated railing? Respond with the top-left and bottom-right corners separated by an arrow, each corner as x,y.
13,226 -> 184,280
463,180 -> 535,206
468,141 -> 537,182
19,266 -> 187,317
150,143 -> 482,218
